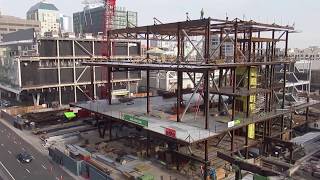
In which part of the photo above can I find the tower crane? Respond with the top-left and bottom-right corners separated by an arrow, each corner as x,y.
81,0 -> 117,100
102,0 -> 116,99
81,0 -> 116,43
104,0 -> 116,38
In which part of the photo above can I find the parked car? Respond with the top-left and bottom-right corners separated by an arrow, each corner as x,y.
17,152 -> 33,163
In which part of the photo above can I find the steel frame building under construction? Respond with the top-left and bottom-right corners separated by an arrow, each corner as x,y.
0,29 -> 142,106
71,18 -> 319,179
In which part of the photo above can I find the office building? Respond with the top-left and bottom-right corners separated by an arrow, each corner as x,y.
27,1 -> 60,34
60,14 -> 73,32
73,6 -> 137,34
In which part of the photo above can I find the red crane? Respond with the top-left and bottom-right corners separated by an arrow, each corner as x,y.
101,0 -> 116,100
104,0 -> 116,34
102,0 -> 116,57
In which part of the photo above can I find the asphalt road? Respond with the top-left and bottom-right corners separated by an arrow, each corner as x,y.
0,121 -> 74,180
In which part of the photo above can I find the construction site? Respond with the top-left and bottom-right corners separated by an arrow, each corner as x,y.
0,1 -> 320,180
67,17 -> 320,179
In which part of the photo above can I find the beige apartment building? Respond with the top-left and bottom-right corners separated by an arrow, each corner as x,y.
27,1 -> 60,34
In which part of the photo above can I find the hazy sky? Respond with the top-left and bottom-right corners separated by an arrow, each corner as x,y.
0,0 -> 319,48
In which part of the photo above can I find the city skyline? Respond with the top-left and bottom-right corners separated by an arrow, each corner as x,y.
0,0 -> 319,48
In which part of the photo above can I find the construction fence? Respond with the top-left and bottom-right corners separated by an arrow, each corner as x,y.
48,147 -> 113,180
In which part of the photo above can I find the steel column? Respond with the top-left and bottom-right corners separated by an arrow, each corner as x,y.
232,21 -> 238,121
90,66 -> 95,100
107,67 -> 112,105
306,96 -> 310,123
244,28 -> 253,158
231,129 -> 235,152
72,40 -> 77,103
218,68 -> 223,112
285,31 -> 289,57
109,119 -> 112,140
176,24 -> 182,122
147,70 -> 150,114
271,30 -> 275,61
146,132 -> 150,157
204,19 -> 211,180
219,28 -> 223,59
147,27 -> 150,114
281,64 -> 287,139
57,39 -> 62,105
177,71 -> 183,122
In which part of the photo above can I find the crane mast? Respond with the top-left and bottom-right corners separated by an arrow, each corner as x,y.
104,0 -> 116,37
101,0 -> 116,100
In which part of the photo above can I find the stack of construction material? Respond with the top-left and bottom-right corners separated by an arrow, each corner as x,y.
73,145 -> 91,160
87,158 -> 112,175
94,154 -> 115,166
66,144 -> 80,157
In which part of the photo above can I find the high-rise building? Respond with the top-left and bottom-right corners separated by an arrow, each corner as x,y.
73,6 -> 137,34
27,1 -> 60,34
60,14 -> 72,32
0,13 -> 40,41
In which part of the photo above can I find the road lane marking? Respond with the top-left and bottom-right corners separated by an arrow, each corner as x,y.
16,160 -> 21,164
25,169 -> 31,174
1,144 -> 4,147
0,161 -> 16,180
42,165 -> 47,170
7,150 -> 11,154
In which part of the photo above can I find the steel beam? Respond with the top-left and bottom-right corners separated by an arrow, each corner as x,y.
74,40 -> 93,57
182,29 -> 205,63
217,152 -> 280,176
180,74 -> 204,121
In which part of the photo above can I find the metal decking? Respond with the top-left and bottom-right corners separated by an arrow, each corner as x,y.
71,95 -> 319,145
71,96 -> 219,144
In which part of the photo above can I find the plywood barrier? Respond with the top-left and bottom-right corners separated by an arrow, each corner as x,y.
5,105 -> 46,116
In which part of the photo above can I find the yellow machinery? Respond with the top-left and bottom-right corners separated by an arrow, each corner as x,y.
236,67 -> 257,139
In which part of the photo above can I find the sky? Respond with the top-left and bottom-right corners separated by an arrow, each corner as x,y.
0,0 -> 319,48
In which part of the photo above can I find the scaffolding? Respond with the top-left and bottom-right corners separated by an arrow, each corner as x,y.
71,18 -> 319,179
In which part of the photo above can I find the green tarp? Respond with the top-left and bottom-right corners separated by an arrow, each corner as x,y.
64,112 -> 76,120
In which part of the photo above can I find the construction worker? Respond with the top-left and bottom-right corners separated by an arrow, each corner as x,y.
201,8 -> 204,19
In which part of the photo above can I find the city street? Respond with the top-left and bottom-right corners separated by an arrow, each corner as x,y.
0,121 -> 74,180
